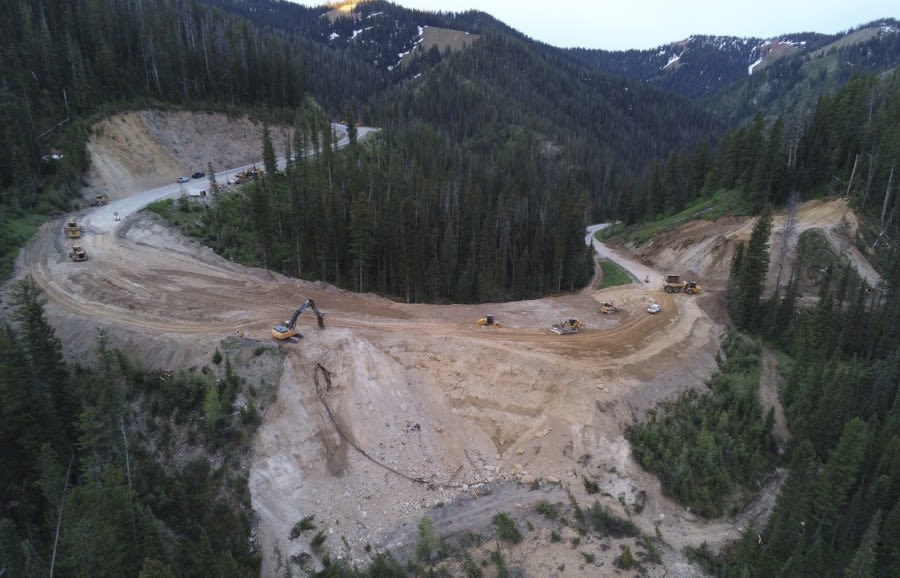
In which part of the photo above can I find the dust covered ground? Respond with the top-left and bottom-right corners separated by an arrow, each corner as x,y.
6,110 -> 872,577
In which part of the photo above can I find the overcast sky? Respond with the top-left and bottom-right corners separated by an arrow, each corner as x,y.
291,1 -> 897,50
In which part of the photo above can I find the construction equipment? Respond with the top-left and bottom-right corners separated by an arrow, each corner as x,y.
663,274 -> 702,294
663,274 -> 684,292
91,194 -> 109,207
477,314 -> 501,327
272,299 -> 325,341
64,221 -> 83,239
600,301 -> 618,314
551,318 -> 584,335
683,281 -> 702,294
233,167 -> 264,185
68,245 -> 87,261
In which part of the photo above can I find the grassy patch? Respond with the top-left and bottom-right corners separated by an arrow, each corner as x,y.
598,259 -> 632,288
145,197 -> 207,237
145,198 -> 177,219
603,189 -> 754,247
0,213 -> 47,283
146,192 -> 262,268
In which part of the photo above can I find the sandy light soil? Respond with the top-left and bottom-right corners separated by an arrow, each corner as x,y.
5,110 -> 873,577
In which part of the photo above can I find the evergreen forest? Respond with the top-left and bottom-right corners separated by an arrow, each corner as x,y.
622,72 -> 900,576
1,278 -> 266,576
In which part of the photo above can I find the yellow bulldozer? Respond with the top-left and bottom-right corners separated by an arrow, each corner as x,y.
477,314 -> 501,327
599,301 -> 619,314
551,318 -> 584,335
64,220 -> 82,239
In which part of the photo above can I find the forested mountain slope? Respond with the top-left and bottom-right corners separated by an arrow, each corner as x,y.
706,20 -> 900,124
571,19 -> 900,124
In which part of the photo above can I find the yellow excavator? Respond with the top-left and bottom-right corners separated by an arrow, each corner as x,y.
272,299 -> 325,341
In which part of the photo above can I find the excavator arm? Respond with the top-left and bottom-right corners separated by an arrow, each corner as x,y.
287,299 -> 325,329
285,301 -> 309,329
272,299 -> 325,340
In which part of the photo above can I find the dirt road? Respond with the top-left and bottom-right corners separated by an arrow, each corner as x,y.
5,110 -> 863,577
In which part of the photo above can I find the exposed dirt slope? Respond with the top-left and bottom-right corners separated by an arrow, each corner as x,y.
84,110 -> 291,198
5,110 -> 875,577
632,197 -> 880,292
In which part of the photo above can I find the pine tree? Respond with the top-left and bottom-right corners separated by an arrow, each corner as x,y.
814,418 -> 869,533
767,440 -> 818,559
262,123 -> 277,177
730,209 -> 773,329
844,510 -> 882,578
879,500 -> 900,578
203,380 -> 220,442
11,276 -> 75,456
138,558 -> 178,578
249,179 -> 272,268
349,190 -> 374,292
